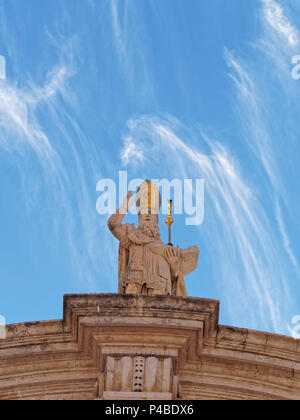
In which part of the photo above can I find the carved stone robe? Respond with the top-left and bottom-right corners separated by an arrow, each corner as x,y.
108,213 -> 199,296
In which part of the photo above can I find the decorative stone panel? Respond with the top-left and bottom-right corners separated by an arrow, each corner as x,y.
98,355 -> 177,400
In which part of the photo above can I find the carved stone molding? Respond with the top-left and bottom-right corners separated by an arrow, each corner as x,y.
1,294 -> 299,400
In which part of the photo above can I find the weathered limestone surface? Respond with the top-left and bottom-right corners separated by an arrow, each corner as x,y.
108,186 -> 199,297
0,294 -> 299,400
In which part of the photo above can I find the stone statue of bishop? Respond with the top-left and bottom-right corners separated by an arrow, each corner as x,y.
108,180 -> 199,297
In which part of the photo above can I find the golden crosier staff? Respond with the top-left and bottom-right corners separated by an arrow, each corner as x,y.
165,199 -> 174,246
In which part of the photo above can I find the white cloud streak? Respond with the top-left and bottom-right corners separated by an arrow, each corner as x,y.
0,61 -> 111,292
110,0 -> 127,60
275,200 -> 300,279
121,136 -> 145,166
258,0 -> 300,88
224,48 -> 280,191
224,1 -> 300,316
261,0 -> 299,47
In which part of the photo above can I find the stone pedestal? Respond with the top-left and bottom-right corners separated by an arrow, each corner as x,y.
65,294 -> 219,400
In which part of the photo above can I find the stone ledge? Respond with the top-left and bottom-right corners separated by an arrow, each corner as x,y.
0,294 -> 299,400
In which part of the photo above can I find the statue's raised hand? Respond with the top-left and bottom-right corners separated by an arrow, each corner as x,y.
120,191 -> 135,213
165,245 -> 181,278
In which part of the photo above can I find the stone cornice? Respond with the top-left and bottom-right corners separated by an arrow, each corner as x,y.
0,294 -> 299,400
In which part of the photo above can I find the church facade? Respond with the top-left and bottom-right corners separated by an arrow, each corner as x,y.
0,293 -> 299,400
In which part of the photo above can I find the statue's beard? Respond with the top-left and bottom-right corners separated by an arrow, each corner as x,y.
140,222 -> 160,240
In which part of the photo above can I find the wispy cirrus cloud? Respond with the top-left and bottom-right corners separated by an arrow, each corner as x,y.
0,58 -> 110,291
223,62 -> 300,299
222,1 -> 300,320
258,0 -> 300,87
0,0 -> 126,300
110,0 -> 127,60
224,48 -> 280,191
261,0 -> 299,47
275,200 -> 300,279
0,65 -> 71,160
121,136 -> 145,166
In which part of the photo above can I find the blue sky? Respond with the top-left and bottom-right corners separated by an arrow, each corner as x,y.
0,0 -> 299,335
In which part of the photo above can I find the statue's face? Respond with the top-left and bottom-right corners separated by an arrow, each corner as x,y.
139,213 -> 160,239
